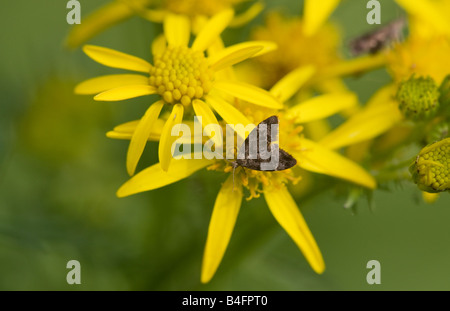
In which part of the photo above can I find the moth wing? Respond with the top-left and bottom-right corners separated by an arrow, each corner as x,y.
236,115 -> 279,160
276,149 -> 297,170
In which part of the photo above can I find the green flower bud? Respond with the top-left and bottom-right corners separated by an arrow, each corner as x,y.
396,75 -> 440,120
410,138 -> 450,193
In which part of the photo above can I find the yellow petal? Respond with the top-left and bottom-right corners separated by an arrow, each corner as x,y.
127,101 -> 164,176
192,99 -> 223,147
395,0 -> 450,36
228,1 -> 264,28
83,45 -> 152,73
366,84 -> 397,110
201,175 -> 242,283
422,191 -> 440,204
264,184 -> 325,274
107,119 -> 200,143
164,14 -> 191,47
316,79 -> 360,118
316,78 -> 349,94
140,9 -> 168,23
75,74 -> 149,95
117,158 -> 212,197
209,46 -> 263,72
192,9 -> 234,52
303,0 -> 340,36
204,94 -> 252,129
315,53 -> 387,82
213,81 -> 283,109
151,34 -> 167,56
286,92 -> 358,123
270,66 -> 316,103
319,100 -> 403,150
113,120 -> 141,134
159,104 -> 184,172
94,85 -> 156,101
106,131 -> 134,140
304,120 -> 331,141
65,1 -> 135,49
208,41 -> 277,66
207,38 -> 237,81
294,138 -> 377,189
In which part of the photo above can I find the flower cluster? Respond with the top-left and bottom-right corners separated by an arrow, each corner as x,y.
71,0 -> 449,283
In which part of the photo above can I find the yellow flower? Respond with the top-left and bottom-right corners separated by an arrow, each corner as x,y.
394,0 -> 450,39
76,10 -> 280,175
238,11 -> 342,89
387,37 -> 450,85
319,27 -> 450,151
66,0 -> 263,48
114,67 -> 376,283
236,3 -> 386,94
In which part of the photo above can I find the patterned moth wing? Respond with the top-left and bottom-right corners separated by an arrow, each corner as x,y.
349,18 -> 405,56
233,115 -> 297,171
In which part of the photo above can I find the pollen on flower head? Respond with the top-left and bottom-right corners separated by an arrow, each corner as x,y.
410,138 -> 450,193
149,46 -> 214,106
206,113 -> 302,200
396,75 -> 440,120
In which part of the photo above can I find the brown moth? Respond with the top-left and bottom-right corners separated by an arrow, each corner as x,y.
231,115 -> 297,172
349,18 -> 406,56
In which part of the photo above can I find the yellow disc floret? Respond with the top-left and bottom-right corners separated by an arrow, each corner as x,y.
149,45 -> 214,106
396,75 -> 440,120
410,138 -> 450,193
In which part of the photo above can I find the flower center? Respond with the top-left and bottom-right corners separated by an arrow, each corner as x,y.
410,138 -> 450,193
149,45 -> 214,106
396,75 -> 440,120
208,162 -> 299,200
207,112 -> 303,200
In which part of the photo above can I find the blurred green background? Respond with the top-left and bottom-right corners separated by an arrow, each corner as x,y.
1,0 -> 449,290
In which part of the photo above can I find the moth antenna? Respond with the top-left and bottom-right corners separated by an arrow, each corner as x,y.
225,159 -> 238,191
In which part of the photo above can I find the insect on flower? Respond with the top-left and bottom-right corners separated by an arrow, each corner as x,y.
349,18 -> 406,56
231,115 -> 297,172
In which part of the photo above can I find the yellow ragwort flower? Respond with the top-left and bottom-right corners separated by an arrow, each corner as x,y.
394,0 -> 450,39
237,1 -> 386,93
113,67 -> 376,283
241,11 -> 342,89
66,0 -> 263,48
318,5 -> 450,152
76,10 -> 280,175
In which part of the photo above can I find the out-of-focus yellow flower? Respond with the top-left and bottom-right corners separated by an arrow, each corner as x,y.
66,0 -> 263,48
76,10 -> 280,175
319,28 -> 450,151
115,67 -> 376,283
303,0 -> 341,37
394,0 -> 450,39
387,37 -> 450,85
236,4 -> 386,94
238,11 -> 342,89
